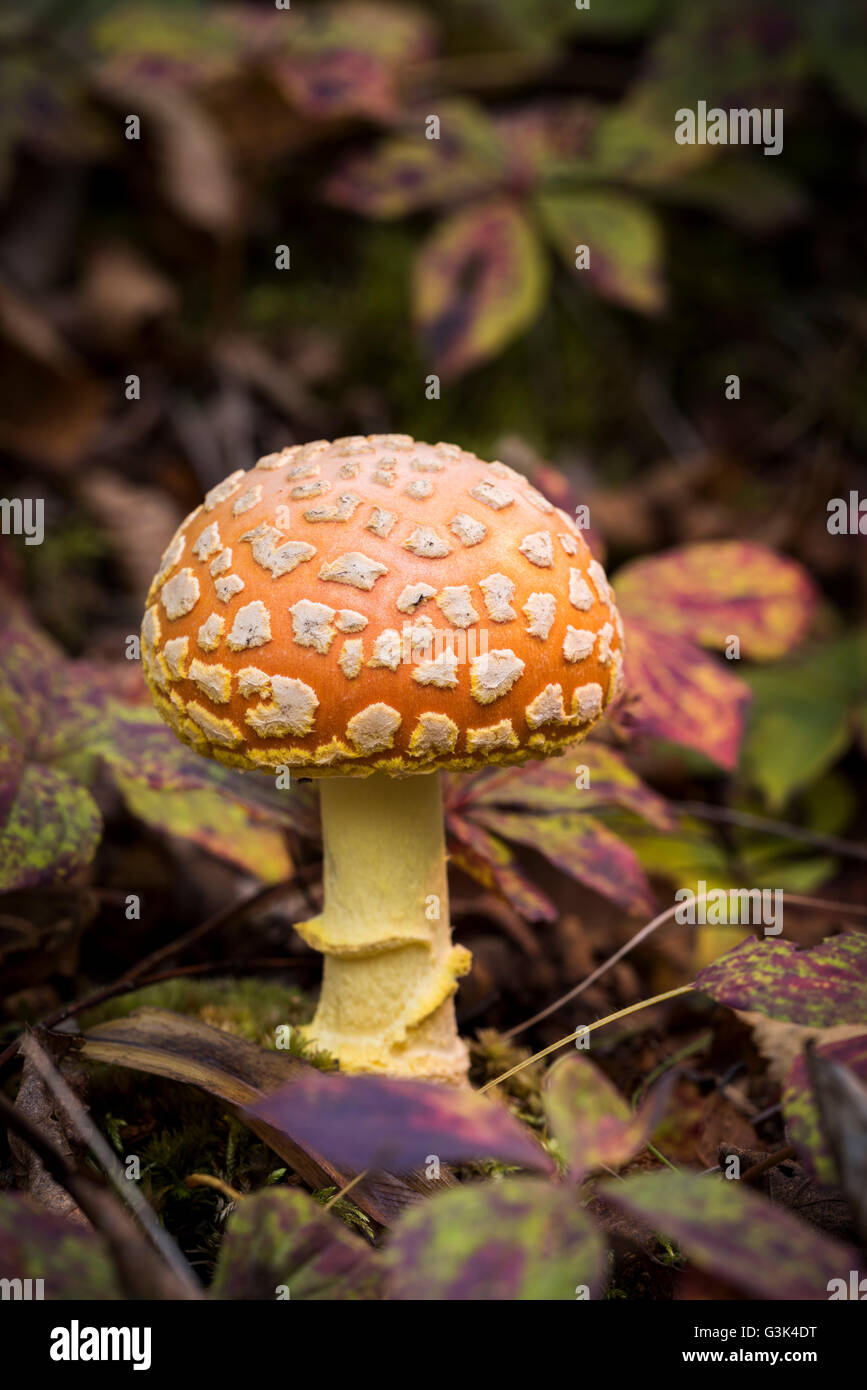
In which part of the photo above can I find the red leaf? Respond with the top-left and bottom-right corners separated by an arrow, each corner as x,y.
614,541 -> 818,660
622,618 -> 752,769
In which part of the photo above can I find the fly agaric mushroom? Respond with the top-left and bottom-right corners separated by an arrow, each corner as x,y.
141,435 -> 624,1084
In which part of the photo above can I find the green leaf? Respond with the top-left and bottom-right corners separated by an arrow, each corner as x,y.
739,633 -> 866,807
211,1188 -> 383,1301
606,1168 -> 858,1301
115,777 -> 292,883
695,933 -> 867,1028
386,1177 -> 607,1300
614,541 -> 818,659
413,198 -> 547,377
607,810 -> 731,893
537,189 -> 665,313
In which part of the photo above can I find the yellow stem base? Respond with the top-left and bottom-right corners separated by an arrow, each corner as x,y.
296,773 -> 471,1084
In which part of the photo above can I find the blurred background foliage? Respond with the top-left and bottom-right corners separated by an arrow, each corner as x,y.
0,0 -> 865,1025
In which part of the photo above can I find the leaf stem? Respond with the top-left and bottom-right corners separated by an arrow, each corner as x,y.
479,984 -> 695,1093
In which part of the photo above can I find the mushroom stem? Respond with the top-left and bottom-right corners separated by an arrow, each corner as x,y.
296,772 -> 471,1084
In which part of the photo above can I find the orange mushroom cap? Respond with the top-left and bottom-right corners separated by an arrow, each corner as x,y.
141,434 -> 625,777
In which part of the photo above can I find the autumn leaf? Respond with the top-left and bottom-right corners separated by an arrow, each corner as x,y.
324,100 -> 504,218
80,1008 -> 420,1228
606,1168 -> 859,1300
544,1054 -> 673,1179
413,198 -> 547,378
536,188 -> 665,313
466,806 -> 655,914
385,1178 -> 608,1300
614,541 -> 818,660
0,1194 -> 122,1300
785,1034 -> 867,1185
246,1071 -> 553,1175
695,933 -> 867,1028
620,620 -> 752,770
211,1188 -> 383,1301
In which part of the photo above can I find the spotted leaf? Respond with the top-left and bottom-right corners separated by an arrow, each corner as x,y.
606,1168 -> 859,1301
544,1054 -> 673,1179
211,1188 -> 383,1301
467,805 -> 655,914
695,933 -> 867,1028
386,1177 -> 607,1300
324,100 -> 504,218
0,1194 -> 122,1300
784,1034 -> 867,1186
247,1071 -> 552,1176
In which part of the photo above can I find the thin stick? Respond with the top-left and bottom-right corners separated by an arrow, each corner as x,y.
672,802 -> 867,865
185,1174 -> 243,1203
480,985 -> 695,1093
0,877 -> 306,1074
740,1145 -> 798,1184
323,1170 -> 369,1210
20,1032 -> 201,1296
505,891 -> 867,1040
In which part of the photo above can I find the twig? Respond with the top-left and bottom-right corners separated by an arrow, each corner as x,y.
480,985 -> 695,1093
185,1174 -> 243,1203
672,802 -> 867,865
20,1032 -> 202,1297
504,891 -> 867,1040
740,1145 -> 798,1184
323,1169 -> 370,1210
0,1077 -> 200,1299
0,877 -> 309,1074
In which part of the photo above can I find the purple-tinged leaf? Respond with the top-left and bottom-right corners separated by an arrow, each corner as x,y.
785,1035 -> 867,1189
246,1071 -> 552,1176
386,1177 -> 607,1300
324,100 -> 503,218
446,813 -> 557,922
271,2 -> 435,122
413,199 -> 547,378
695,933 -> 867,1027
211,1188 -> 383,1301
81,1008 -> 419,1228
467,806 -> 654,914
606,1168 -> 860,1301
0,1194 -> 122,1300
622,618 -> 751,770
454,745 -> 674,829
0,766 -> 101,892
544,1054 -> 673,1178
614,541 -> 818,660
806,1046 -> 867,1243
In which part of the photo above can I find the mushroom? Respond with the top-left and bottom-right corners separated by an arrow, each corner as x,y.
141,435 -> 624,1084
